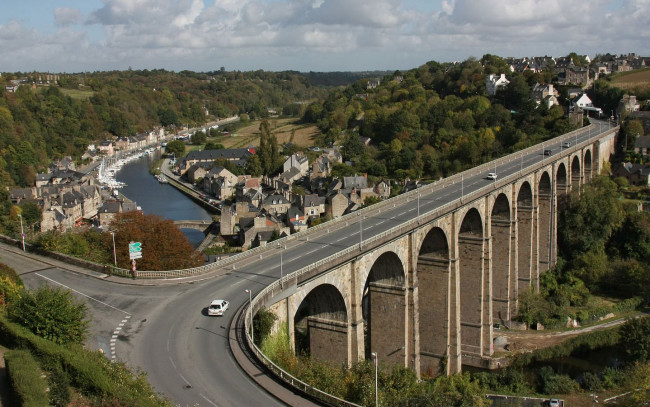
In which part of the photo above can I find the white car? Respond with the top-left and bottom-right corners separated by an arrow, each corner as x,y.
562,142 -> 571,148
487,172 -> 498,180
208,299 -> 229,316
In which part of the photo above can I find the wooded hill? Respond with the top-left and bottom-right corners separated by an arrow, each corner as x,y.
302,55 -> 590,182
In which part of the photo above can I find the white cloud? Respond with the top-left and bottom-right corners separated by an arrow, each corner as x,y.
54,8 -> 83,26
1,0 -> 649,72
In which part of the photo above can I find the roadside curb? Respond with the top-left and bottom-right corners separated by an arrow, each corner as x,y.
228,305 -> 324,407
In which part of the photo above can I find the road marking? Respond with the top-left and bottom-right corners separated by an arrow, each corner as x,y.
34,273 -> 131,315
110,315 -> 130,361
200,393 -> 219,407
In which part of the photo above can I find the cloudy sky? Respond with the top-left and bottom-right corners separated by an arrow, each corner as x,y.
1,0 -> 648,73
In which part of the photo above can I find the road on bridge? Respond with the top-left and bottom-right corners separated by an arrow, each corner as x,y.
0,120 -> 615,406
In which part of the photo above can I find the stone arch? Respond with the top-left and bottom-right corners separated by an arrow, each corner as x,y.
571,155 -> 581,191
584,149 -> 593,182
363,252 -> 406,365
538,172 -> 553,272
416,226 -> 450,377
293,284 -> 348,365
491,193 -> 511,325
517,182 -> 534,299
458,207 -> 484,357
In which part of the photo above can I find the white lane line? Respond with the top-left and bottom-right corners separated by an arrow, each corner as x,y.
34,273 -> 131,315
200,393 -> 219,407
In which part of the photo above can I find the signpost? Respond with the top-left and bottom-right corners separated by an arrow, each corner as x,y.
129,241 -> 142,260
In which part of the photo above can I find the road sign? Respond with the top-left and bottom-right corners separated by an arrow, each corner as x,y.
129,241 -> 142,260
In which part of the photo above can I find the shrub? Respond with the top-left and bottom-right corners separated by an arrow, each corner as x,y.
542,373 -> 580,394
580,371 -> 601,391
8,285 -> 89,345
0,316 -> 173,406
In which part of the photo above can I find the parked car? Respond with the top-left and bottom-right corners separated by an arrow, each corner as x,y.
544,149 -> 553,156
487,172 -> 498,180
207,299 -> 229,316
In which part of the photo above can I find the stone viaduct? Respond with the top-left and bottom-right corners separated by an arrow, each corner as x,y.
253,124 -> 618,379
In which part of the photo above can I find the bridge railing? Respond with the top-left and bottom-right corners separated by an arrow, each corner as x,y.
241,122 -> 619,406
110,122 -> 617,279
243,282 -> 362,407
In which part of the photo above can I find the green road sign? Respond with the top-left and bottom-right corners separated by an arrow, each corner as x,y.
129,242 -> 142,260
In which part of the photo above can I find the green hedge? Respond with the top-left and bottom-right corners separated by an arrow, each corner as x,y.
0,316 -> 173,406
4,348 -> 50,406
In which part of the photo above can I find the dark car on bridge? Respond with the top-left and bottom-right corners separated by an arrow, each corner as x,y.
544,149 -> 552,156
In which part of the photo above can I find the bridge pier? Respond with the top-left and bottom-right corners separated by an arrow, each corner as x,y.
308,317 -> 348,366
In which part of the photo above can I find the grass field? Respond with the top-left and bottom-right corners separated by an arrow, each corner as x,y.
33,85 -> 95,100
610,68 -> 650,91
214,118 -> 320,149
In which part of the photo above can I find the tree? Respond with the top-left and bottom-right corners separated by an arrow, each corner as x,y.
620,316 -> 650,363
257,119 -> 279,175
191,130 -> 207,145
165,139 -> 185,157
8,285 -> 89,345
559,176 -> 625,258
110,211 -> 203,270
245,154 -> 263,176
204,142 -> 225,150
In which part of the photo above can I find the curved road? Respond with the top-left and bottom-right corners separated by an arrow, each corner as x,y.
1,120 -> 615,406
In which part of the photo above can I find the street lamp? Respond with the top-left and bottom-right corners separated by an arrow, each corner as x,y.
18,214 -> 25,251
110,231 -> 117,266
245,289 -> 253,344
371,352 -> 378,407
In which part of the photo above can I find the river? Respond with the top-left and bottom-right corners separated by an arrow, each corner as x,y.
114,150 -> 213,248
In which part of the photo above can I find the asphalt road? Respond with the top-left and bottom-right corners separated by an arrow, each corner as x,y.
0,119 -> 615,407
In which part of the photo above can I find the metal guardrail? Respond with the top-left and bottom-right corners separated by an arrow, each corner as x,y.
109,122 -> 617,279
243,281 -> 363,407
239,122 -> 618,406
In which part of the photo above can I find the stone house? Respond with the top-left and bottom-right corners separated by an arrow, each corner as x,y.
558,66 -> 589,86
374,180 -> 391,199
311,155 -> 334,180
303,194 -> 326,218
286,206 -> 307,233
486,74 -> 509,96
98,140 -> 114,156
344,174 -> 368,190
612,162 -> 650,186
283,152 -> 309,176
185,164 -> 208,184
177,148 -> 254,175
618,95 -> 641,116
97,200 -> 140,228
202,166 -> 238,199
531,83 -> 559,108
634,136 -> 650,155
239,213 -> 288,248
261,194 -> 292,217
327,190 -> 349,219
219,202 -> 259,236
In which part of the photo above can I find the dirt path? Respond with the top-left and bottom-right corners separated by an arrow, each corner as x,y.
495,315 -> 633,353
